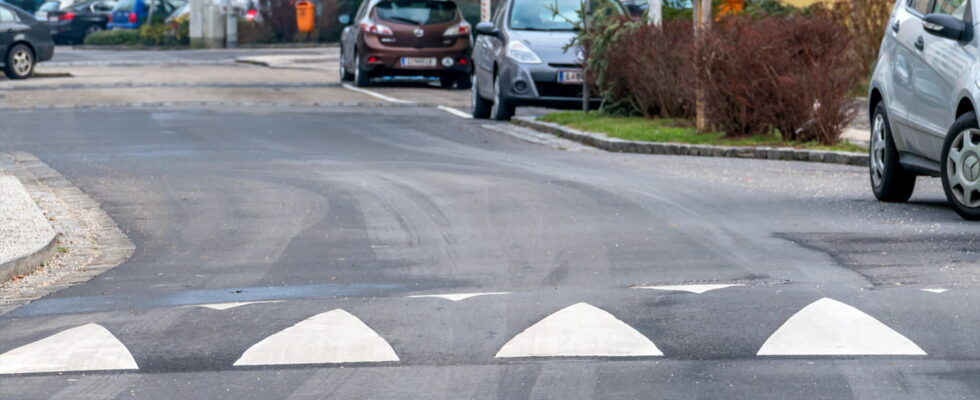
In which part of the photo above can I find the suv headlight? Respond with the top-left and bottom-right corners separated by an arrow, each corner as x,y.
506,41 -> 543,64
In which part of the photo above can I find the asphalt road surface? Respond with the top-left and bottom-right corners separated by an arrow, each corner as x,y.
46,47 -> 330,65
0,104 -> 978,399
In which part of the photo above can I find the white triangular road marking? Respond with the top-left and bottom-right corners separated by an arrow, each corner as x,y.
635,284 -> 743,294
186,300 -> 283,310
920,288 -> 947,294
234,309 -> 398,366
757,298 -> 926,356
0,323 -> 138,374
408,292 -> 510,302
495,302 -> 662,358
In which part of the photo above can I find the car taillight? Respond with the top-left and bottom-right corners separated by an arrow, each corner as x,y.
128,11 -> 137,23
245,9 -> 257,22
58,12 -> 75,21
458,58 -> 467,65
443,22 -> 470,37
360,20 -> 392,36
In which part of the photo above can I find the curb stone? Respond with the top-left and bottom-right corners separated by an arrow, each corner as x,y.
512,116 -> 870,167
0,152 -> 135,315
0,233 -> 59,283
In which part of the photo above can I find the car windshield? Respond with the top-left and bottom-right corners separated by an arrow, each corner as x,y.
38,1 -> 61,11
510,0 -> 581,31
375,0 -> 456,25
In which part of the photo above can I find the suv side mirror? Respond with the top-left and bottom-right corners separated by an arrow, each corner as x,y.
923,13 -> 972,42
476,22 -> 498,37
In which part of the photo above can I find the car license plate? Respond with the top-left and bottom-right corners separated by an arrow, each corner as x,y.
48,15 -> 57,22
401,57 -> 437,68
557,70 -> 583,84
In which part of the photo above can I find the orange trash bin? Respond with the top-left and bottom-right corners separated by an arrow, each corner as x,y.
296,1 -> 315,33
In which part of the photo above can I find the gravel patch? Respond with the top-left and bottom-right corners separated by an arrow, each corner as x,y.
0,174 -> 56,265
0,152 -> 134,314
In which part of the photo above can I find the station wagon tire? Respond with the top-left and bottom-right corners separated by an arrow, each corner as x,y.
4,44 -> 34,80
490,74 -> 515,121
869,103 -> 916,202
339,52 -> 354,82
456,73 -> 472,90
471,72 -> 491,119
354,55 -> 371,87
940,112 -> 980,220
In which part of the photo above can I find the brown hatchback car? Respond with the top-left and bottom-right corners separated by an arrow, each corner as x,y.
339,0 -> 472,88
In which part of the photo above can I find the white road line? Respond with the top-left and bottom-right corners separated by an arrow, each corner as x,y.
185,300 -> 283,310
634,284 -> 743,294
920,288 -> 948,294
495,302 -> 662,358
341,84 -> 413,104
0,323 -> 138,374
437,105 -> 472,119
234,309 -> 398,366
757,297 -> 926,356
408,292 -> 510,301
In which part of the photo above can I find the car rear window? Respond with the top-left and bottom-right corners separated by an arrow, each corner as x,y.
114,0 -> 134,12
70,1 -> 97,10
39,1 -> 62,11
375,1 -> 457,25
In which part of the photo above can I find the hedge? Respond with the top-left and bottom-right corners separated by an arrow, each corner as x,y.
83,29 -> 141,46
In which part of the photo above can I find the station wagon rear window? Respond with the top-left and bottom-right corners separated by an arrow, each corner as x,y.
376,1 -> 457,25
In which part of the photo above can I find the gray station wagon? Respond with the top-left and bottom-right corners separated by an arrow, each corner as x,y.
869,0 -> 980,220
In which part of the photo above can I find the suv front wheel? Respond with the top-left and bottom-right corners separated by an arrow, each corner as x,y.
339,51 -> 354,82
490,74 -> 515,121
870,103 -> 916,202
941,112 -> 980,220
471,72 -> 491,119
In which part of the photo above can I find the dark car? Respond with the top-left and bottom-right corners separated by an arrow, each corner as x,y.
0,2 -> 54,79
46,0 -> 115,44
470,0 -> 623,120
108,0 -> 182,30
339,0 -> 473,88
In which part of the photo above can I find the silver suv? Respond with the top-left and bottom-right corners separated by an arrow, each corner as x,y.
870,0 -> 980,220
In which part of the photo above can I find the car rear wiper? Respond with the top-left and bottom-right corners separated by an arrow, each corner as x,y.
386,16 -> 423,25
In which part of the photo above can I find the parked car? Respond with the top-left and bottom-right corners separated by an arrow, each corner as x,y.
338,0 -> 473,88
470,0 -> 622,120
34,0 -> 79,20
107,0 -> 183,30
869,0 -> 980,220
46,0 -> 115,44
1,2 -> 54,79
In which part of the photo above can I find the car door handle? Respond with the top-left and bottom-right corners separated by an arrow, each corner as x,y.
892,20 -> 901,33
914,36 -> 924,51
